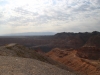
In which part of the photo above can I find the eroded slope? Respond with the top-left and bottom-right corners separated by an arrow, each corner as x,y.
46,48 -> 100,75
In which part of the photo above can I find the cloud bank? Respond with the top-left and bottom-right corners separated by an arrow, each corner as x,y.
0,0 -> 100,35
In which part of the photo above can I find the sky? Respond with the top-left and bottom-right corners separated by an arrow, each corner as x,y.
0,0 -> 100,35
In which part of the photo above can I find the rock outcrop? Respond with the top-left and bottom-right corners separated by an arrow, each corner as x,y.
46,48 -> 100,75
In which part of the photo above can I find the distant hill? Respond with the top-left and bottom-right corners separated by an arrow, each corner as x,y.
4,32 -> 56,36
52,31 -> 100,48
84,34 -> 100,48
0,31 -> 100,52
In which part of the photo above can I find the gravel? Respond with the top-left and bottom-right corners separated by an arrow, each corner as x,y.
0,56 -> 76,75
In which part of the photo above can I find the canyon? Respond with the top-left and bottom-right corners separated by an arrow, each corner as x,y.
0,31 -> 100,75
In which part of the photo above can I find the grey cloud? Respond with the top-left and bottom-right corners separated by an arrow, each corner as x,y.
68,1 -> 100,21
70,0 -> 100,13
4,0 -> 100,27
0,13 -> 7,25
72,3 -> 91,12
14,7 -> 39,16
22,18 -> 35,23
34,15 -> 51,24
0,13 -> 3,18
8,0 -> 100,27
7,13 -> 37,26
26,8 -> 76,25
90,0 -> 100,5
34,12 -> 71,25
97,0 -> 100,4
5,16 -> 28,26
53,10 -> 71,20
8,16 -> 24,22
0,20 -> 6,25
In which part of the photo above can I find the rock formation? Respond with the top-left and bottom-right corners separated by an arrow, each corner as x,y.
46,48 -> 100,75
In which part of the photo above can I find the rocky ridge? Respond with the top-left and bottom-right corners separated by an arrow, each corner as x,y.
46,48 -> 100,75
0,43 -> 76,75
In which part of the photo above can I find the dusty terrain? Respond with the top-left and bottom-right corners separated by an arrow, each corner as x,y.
0,56 -> 75,75
0,43 -> 77,75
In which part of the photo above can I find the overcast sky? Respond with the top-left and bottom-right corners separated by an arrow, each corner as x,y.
0,0 -> 100,35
